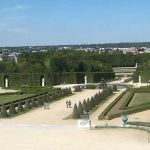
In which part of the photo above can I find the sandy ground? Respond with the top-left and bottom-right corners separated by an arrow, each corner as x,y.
0,89 -> 100,125
0,87 -> 18,93
0,87 -> 150,149
0,127 -> 149,150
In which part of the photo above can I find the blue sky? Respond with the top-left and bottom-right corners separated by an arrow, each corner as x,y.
0,0 -> 150,46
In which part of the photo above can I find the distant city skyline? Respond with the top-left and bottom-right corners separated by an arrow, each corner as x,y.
0,0 -> 150,46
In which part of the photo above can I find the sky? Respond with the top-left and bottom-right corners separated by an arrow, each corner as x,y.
0,0 -> 150,46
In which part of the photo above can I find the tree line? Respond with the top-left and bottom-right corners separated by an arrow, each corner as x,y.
1,50 -> 150,74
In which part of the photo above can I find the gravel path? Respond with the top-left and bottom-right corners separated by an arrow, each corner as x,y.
0,89 -> 100,126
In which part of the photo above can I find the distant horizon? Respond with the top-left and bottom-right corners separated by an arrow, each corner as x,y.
1,41 -> 150,48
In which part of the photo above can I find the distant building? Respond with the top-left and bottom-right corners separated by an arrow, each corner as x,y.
1,52 -> 18,63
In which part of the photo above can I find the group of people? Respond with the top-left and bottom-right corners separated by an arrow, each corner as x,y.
66,100 -> 72,108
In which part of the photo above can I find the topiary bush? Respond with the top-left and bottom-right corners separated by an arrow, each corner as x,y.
17,101 -> 24,112
8,102 -> 17,116
82,99 -> 89,112
91,97 -> 95,107
87,98 -> 92,110
0,105 -> 8,117
31,98 -> 37,107
37,96 -> 43,106
113,84 -> 117,91
24,100 -> 31,110
78,101 -> 83,117
72,103 -> 80,119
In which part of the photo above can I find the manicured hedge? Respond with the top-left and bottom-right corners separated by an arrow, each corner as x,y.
119,91 -> 134,110
0,88 -> 72,118
121,88 -> 150,110
99,88 -> 150,120
0,92 -> 46,107
127,121 -> 150,127
0,72 -> 115,87
107,103 -> 150,120
72,87 -> 114,119
98,91 -> 126,120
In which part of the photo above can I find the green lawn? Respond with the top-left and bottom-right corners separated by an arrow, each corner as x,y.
128,93 -> 150,107
0,94 -> 35,105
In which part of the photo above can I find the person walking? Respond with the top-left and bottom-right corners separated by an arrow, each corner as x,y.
66,100 -> 69,108
68,100 -> 72,108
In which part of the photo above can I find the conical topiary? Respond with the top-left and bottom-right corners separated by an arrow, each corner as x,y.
0,105 -> 8,117
108,87 -> 113,95
37,96 -> 42,106
17,101 -> 24,112
113,84 -> 117,91
9,102 -> 17,115
100,91 -> 105,100
94,94 -> 98,105
24,100 -> 31,110
87,98 -> 92,110
82,99 -> 89,112
103,87 -> 109,98
72,103 -> 80,119
91,97 -> 95,107
78,101 -> 83,116
69,87 -> 72,94
41,96 -> 44,105
44,94 -> 48,103
31,98 -> 37,107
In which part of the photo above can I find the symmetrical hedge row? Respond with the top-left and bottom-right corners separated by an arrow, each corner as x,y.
0,72 -> 115,87
72,87 -> 115,119
98,91 -> 126,120
98,87 -> 150,120
0,88 -> 72,118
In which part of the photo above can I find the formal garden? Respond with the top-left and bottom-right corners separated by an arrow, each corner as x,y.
98,87 -> 150,120
72,85 -> 117,119
0,87 -> 72,118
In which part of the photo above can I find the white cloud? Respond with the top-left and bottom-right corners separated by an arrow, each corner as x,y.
1,5 -> 31,12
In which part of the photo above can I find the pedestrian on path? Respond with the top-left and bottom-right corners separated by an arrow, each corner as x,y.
66,100 -> 69,108
68,100 -> 72,108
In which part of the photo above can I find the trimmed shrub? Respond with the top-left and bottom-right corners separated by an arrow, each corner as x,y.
17,101 -> 24,112
87,98 -> 92,110
41,96 -> 44,105
37,96 -> 42,106
31,98 -> 37,107
82,99 -> 89,112
100,91 -> 105,100
113,85 -> 117,91
72,103 -> 80,119
103,87 -> 109,97
24,100 -> 31,109
0,105 -> 8,117
78,101 -> 83,116
69,87 -> 72,94
91,97 -> 95,107
94,93 -> 99,105
9,102 -> 17,115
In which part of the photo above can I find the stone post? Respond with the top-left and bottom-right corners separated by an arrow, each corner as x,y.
42,77 -> 45,87
139,75 -> 141,84
5,78 -> 9,88
84,76 -> 87,84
